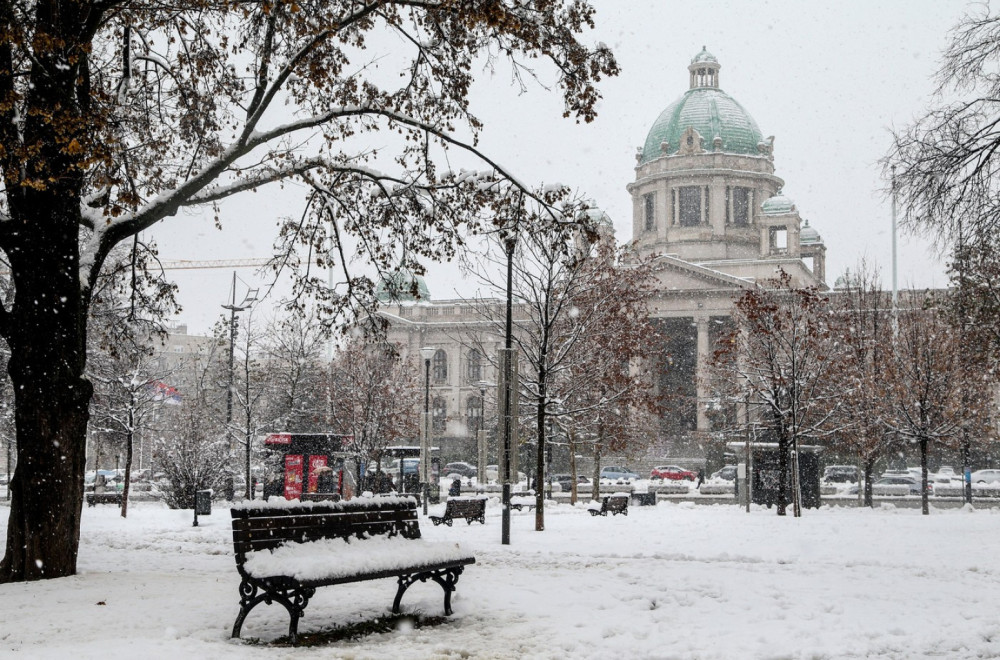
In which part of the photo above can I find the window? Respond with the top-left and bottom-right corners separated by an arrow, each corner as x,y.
432,349 -> 448,383
769,227 -> 788,253
678,186 -> 702,226
466,395 -> 483,434
466,349 -> 482,383
432,396 -> 447,433
732,187 -> 751,226
644,193 -> 655,232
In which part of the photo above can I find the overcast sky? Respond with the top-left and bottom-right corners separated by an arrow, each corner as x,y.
150,0 -> 971,335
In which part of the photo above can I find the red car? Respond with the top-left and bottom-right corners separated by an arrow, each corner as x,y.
651,465 -> 697,481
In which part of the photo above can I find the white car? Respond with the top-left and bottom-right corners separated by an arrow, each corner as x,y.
971,469 -> 1000,485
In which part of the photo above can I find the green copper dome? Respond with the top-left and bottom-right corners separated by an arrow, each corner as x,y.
375,266 -> 431,303
640,89 -> 763,163
761,193 -> 795,215
691,46 -> 718,64
640,49 -> 763,164
800,219 -> 822,245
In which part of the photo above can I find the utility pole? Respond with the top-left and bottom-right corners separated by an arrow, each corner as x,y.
222,271 -> 258,499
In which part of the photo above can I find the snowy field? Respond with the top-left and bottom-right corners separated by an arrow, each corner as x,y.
1,498 -> 999,659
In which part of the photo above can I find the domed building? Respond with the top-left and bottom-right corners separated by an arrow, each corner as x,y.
627,48 -> 826,441
379,48 -> 828,469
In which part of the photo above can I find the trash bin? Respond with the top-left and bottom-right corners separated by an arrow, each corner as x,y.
195,489 -> 212,516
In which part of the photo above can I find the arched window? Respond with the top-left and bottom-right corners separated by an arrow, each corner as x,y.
432,396 -> 447,433
466,395 -> 482,434
432,349 -> 448,383
466,348 -> 482,383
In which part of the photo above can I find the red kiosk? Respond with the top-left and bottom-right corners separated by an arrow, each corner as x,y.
263,433 -> 355,500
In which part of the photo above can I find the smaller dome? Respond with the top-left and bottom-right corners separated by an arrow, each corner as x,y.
800,219 -> 822,245
375,266 -> 431,303
578,201 -> 613,227
691,46 -> 718,64
761,193 -> 795,215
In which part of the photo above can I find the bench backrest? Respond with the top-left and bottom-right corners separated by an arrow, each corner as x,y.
603,495 -> 628,511
445,498 -> 486,517
231,497 -> 421,569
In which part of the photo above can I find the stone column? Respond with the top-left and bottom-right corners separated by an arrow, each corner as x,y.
695,315 -> 711,433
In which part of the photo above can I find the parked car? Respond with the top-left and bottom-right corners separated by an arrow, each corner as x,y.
971,469 -> 1000,484
443,461 -> 477,478
873,476 -> 926,496
650,465 -> 696,481
553,473 -> 590,492
823,465 -> 859,483
600,466 -> 640,481
711,465 -> 737,481
483,464 -> 526,483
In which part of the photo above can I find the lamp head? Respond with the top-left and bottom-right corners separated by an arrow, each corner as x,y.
419,346 -> 436,362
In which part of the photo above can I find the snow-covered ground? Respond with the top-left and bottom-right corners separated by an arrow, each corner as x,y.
1,498 -> 999,659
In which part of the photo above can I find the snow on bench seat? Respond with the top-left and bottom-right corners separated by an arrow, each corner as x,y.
243,535 -> 471,583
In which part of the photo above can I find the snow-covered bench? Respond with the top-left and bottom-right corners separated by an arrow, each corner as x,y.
86,491 -> 122,507
509,494 -> 536,511
429,496 -> 487,526
230,497 -> 475,644
588,493 -> 629,517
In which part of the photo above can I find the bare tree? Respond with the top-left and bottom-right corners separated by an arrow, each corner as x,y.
710,271 -> 843,517
829,262 -> 896,506
467,226 -> 662,517
263,312 -> 331,433
0,1 -> 618,581
883,296 -> 993,514
887,7 -> 1000,251
328,338 -> 420,488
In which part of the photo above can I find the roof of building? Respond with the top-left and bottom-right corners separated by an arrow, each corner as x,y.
640,51 -> 762,164
800,219 -> 822,245
690,46 -> 718,64
761,192 -> 796,215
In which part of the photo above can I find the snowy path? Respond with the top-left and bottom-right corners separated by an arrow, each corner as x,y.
1,500 -> 999,659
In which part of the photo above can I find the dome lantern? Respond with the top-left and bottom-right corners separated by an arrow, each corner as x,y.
688,46 -> 720,89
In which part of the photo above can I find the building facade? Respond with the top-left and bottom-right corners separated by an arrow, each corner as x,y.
379,49 -> 827,465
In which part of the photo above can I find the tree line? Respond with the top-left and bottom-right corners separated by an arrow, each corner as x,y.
709,264 -> 997,517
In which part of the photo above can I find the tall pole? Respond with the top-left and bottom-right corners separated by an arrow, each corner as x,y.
501,235 -> 515,546
958,218 -> 973,504
226,271 -> 237,426
423,355 -> 431,515
891,165 -> 899,337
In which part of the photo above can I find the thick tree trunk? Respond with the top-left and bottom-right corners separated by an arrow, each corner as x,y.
534,387 -> 545,532
0,260 -> 92,581
776,434 -> 789,516
863,456 -> 875,508
591,438 -> 601,502
121,427 -> 134,519
0,6 -> 95,582
920,436 -> 929,516
568,432 -> 578,505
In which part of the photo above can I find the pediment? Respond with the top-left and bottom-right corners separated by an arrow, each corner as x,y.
651,255 -> 753,292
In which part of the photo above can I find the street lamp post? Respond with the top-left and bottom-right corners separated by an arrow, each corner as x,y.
477,380 -> 493,493
420,346 -> 436,515
222,271 -> 258,500
499,234 -> 517,545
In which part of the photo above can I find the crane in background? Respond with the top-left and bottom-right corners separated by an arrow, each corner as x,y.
157,258 -> 271,270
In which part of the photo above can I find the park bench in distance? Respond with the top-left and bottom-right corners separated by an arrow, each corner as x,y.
230,496 -> 475,644
429,496 -> 487,526
509,493 -> 536,511
86,492 -> 123,507
588,493 -> 629,517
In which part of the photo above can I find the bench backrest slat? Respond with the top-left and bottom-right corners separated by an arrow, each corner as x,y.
445,499 -> 486,516
231,500 -> 421,566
